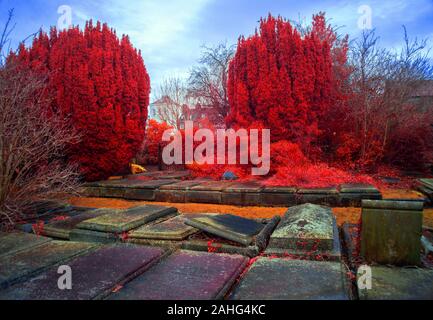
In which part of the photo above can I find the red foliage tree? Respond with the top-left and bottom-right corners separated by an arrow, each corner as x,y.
138,120 -> 173,165
227,13 -> 349,158
11,21 -> 150,181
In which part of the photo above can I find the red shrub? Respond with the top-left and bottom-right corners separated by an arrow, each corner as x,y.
11,21 -> 150,181
139,120 -> 173,165
227,13 -> 347,155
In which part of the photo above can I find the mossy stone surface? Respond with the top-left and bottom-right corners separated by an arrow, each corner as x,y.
269,204 -> 334,251
361,200 -> 423,266
108,250 -> 249,300
231,258 -> 350,300
358,266 -> 433,300
0,241 -> 97,289
42,209 -> 112,240
77,205 -> 178,233
185,214 -> 265,246
130,216 -> 199,241
340,184 -> 380,194
0,232 -> 52,258
0,245 -> 165,300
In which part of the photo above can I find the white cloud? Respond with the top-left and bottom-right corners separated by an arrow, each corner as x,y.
70,0 -> 213,99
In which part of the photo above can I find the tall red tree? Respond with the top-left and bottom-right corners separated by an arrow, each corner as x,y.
12,21 -> 150,181
227,14 -> 349,157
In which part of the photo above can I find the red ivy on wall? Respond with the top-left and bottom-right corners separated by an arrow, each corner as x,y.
12,21 -> 150,181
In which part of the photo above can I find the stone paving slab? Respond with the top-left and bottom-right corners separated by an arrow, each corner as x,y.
185,214 -> 265,246
298,187 -> 339,194
340,184 -> 380,194
0,233 -> 52,258
231,258 -> 350,300
182,216 -> 280,258
186,182 -> 236,204
159,180 -> 205,191
155,181 -> 205,203
108,250 -> 249,300
0,241 -> 98,289
77,205 -> 178,234
42,209 -> 114,240
190,181 -> 236,191
221,182 -> 263,206
260,187 -> 297,207
297,187 -> 340,206
69,229 -> 120,244
268,204 -> 334,251
130,216 -> 199,241
358,266 -> 433,300
0,245 -> 166,300
223,182 -> 264,193
419,179 -> 433,190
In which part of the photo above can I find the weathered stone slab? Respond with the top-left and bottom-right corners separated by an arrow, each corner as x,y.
130,216 -> 199,241
340,184 -> 380,194
0,245 -> 165,300
42,209 -> 113,240
0,241 -> 97,289
186,182 -> 235,204
186,214 -> 265,246
419,178 -> 433,190
69,229 -> 120,244
186,190 -> 222,204
358,266 -> 433,300
0,233 -> 52,258
361,200 -> 424,266
297,187 -> 340,206
417,186 -> 433,203
77,205 -> 178,234
190,181 -> 236,191
156,181 -> 206,202
268,204 -> 334,251
260,187 -> 297,207
123,188 -> 156,200
85,179 -> 178,200
222,183 -> 263,206
182,216 -> 280,258
158,171 -> 191,180
123,180 -> 178,201
108,250 -> 249,300
160,180 -> 205,191
186,181 -> 233,204
231,258 -> 350,300
340,184 -> 382,206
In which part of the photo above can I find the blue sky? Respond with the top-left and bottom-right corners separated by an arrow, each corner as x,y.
1,0 -> 433,100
